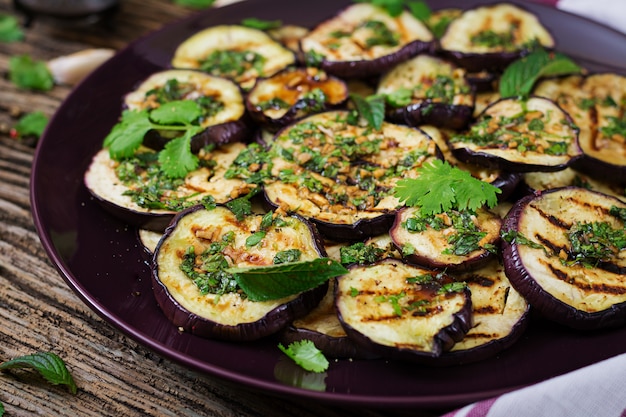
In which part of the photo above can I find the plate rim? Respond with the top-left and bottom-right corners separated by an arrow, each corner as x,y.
30,0 -> 626,409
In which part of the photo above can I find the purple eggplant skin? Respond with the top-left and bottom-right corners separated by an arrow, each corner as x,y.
262,192 -> 396,242
88,190 -> 174,233
142,116 -> 253,152
437,49 -> 529,74
386,101 -> 474,131
312,213 -> 396,243
150,204 -> 330,341
501,188 -> 626,330
314,40 -> 432,80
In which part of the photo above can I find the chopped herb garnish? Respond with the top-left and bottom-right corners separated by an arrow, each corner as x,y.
340,242 -> 385,265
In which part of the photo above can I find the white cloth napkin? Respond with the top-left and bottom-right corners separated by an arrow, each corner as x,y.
556,0 -> 626,33
441,353 -> 626,417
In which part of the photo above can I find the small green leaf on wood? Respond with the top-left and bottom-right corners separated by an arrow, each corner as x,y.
0,352 -> 77,394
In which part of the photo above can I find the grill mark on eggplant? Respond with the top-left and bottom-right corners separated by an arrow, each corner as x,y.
541,260 -> 626,295
530,205 -> 571,230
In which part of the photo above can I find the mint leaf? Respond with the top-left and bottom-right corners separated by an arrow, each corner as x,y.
172,0 -> 215,8
0,352 -> 77,394
353,0 -> 405,16
350,93 -> 385,130
8,55 -> 54,91
149,100 -> 202,125
407,1 -> 431,21
499,49 -> 582,98
229,258 -> 348,301
241,17 -> 282,31
104,109 -> 154,159
0,14 -> 24,42
14,111 -> 48,138
279,340 -> 329,373
157,129 -> 201,178
394,159 -> 501,215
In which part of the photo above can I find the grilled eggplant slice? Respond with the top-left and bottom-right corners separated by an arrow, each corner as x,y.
123,69 -> 250,151
534,73 -> 626,184
84,142 -> 257,232
438,259 -> 530,365
171,25 -> 295,90
421,125 -> 520,201
391,206 -> 502,271
152,205 -> 328,341
502,187 -> 626,329
246,67 -> 348,132
439,3 -> 554,72
335,259 -> 473,362
299,3 -> 433,79
449,96 -> 581,172
262,110 -> 442,241
522,168 -> 626,202
377,54 -> 475,130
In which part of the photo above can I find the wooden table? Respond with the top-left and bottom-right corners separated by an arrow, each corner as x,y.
0,1 -> 440,415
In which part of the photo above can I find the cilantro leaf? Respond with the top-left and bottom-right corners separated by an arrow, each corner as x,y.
278,340 -> 329,373
350,93 -> 385,130
0,352 -> 77,394
0,14 -> 24,42
149,100 -> 202,125
14,111 -> 48,139
394,159 -> 501,215
499,48 -> 582,98
172,0 -> 215,8
0,400 -> 4,416
228,258 -> 348,301
8,54 -> 54,91
157,129 -> 201,178
104,109 -> 154,159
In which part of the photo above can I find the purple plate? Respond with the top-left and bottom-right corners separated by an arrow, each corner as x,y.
31,0 -> 626,410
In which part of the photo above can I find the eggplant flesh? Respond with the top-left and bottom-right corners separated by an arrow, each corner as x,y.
421,125 -> 520,202
439,3 -> 554,72
335,259 -> 473,361
152,205 -> 327,341
171,25 -> 295,90
246,67 -> 348,131
299,3 -> 433,79
534,73 -> 626,184
391,206 -> 502,271
439,259 -> 529,365
377,54 -> 475,130
262,110 -> 441,241
502,187 -> 626,329
84,142 -> 257,232
449,96 -> 581,172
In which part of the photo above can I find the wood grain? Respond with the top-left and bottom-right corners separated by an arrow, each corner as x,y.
0,1 -> 442,415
